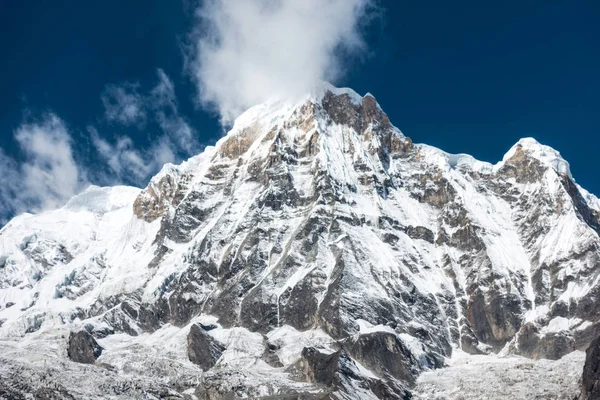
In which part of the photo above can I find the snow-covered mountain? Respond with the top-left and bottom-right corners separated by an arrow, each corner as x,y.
1,83 -> 599,399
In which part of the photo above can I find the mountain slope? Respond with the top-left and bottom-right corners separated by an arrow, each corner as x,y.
1,84 -> 599,399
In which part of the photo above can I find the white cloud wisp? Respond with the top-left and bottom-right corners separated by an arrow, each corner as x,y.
102,83 -> 147,127
191,0 -> 375,124
92,69 -> 199,187
0,114 -> 88,223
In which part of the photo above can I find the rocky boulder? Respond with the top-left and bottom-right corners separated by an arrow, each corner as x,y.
187,323 -> 225,371
516,322 -> 575,360
288,346 -> 410,399
346,332 -> 419,385
67,330 -> 102,364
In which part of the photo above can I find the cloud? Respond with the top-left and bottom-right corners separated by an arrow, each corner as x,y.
89,127 -> 176,186
0,151 -> 22,224
189,0 -> 375,123
92,69 -> 198,186
0,114 -> 88,222
102,83 -> 147,126
0,76 -> 192,224
151,70 -> 198,154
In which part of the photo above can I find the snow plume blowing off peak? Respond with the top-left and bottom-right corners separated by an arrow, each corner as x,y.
190,0 -> 376,124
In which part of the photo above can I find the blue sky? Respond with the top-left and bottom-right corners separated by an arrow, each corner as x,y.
0,0 -> 598,223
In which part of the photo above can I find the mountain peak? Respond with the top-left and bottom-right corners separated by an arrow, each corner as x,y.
503,137 -> 572,178
229,81 -> 374,133
1,85 -> 599,399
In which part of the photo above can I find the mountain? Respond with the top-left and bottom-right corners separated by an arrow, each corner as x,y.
1,83 -> 599,399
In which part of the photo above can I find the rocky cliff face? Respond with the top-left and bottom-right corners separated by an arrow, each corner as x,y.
0,83 -> 599,399
581,335 -> 600,400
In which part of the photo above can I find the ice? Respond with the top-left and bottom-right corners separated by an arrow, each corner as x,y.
413,350 -> 585,400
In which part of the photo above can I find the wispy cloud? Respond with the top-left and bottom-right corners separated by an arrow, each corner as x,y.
0,69 -> 200,224
92,69 -> 198,187
0,151 -> 22,224
151,69 -> 198,154
101,83 -> 147,127
189,0 -> 376,124
89,127 -> 176,185
0,114 -> 88,223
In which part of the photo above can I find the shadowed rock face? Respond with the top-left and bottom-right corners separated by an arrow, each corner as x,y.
287,347 -> 410,399
187,323 -> 225,371
516,322 -> 577,360
291,347 -> 344,387
581,335 -> 600,400
346,332 -> 418,385
67,330 -> 102,364
466,288 -> 525,349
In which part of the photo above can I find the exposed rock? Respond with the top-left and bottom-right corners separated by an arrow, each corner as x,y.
466,288 -> 524,349
67,330 -> 102,364
561,175 -> 600,236
199,322 -> 219,331
262,340 -> 284,368
499,144 -> 547,184
187,323 -> 226,371
516,322 -> 575,360
133,170 -> 190,222
289,347 -> 343,387
581,335 -> 600,400
288,346 -> 410,399
460,326 -> 486,355
218,124 -> 262,159
346,332 -> 418,385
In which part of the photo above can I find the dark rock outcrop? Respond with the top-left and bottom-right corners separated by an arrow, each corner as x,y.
262,340 -> 284,368
466,288 -> 525,349
288,346 -> 410,399
290,347 -> 343,387
516,322 -> 575,360
187,323 -> 225,371
67,330 -> 102,364
581,335 -> 600,400
346,332 -> 418,385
